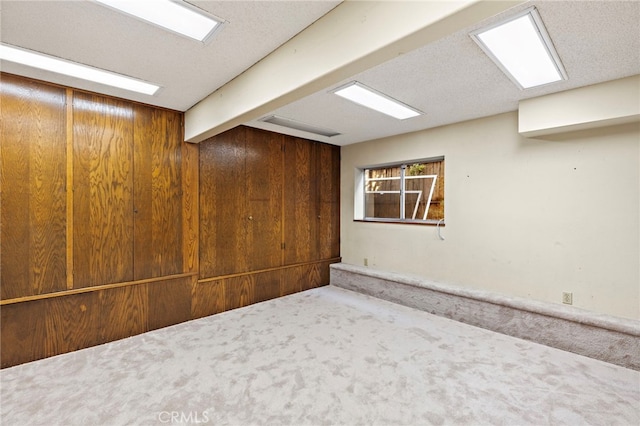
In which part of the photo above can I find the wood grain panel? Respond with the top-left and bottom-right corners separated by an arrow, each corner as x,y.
199,127 -> 247,278
133,105 -> 153,278
280,262 -> 329,293
280,267 -> 303,297
157,110 -> 184,274
224,274 -> 255,310
182,138 -> 199,274
192,279 -> 225,319
0,299 -> 47,367
317,143 -> 341,259
301,262 -> 323,291
66,88 -> 75,290
318,259 -> 335,288
1,74 -> 67,298
133,105 -> 183,279
147,277 -> 192,330
44,291 -> 102,357
283,137 -> 317,264
1,78 -> 31,298
73,92 -> 134,287
99,284 -> 147,342
254,270 -> 281,304
245,128 -> 283,271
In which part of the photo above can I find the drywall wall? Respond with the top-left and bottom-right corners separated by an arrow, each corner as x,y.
341,111 -> 639,320
519,75 -> 640,137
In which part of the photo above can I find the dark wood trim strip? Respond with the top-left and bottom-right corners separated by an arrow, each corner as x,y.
0,272 -> 199,306
65,88 -> 74,290
198,257 -> 342,284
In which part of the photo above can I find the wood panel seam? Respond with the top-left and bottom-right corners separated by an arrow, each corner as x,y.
0,272 -> 198,306
66,88 -> 74,290
197,257 -> 341,284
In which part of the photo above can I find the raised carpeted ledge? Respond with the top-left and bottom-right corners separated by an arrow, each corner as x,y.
330,262 -> 640,370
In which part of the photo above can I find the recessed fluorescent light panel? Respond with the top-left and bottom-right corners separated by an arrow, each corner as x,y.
471,7 -> 567,89
260,115 -> 340,138
94,0 -> 222,42
333,82 -> 422,120
0,43 -> 160,95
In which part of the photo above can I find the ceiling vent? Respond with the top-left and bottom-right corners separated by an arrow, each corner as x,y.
260,115 -> 341,138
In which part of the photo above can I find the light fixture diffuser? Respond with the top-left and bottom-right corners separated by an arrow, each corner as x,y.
332,82 -> 422,120
94,0 -> 222,42
0,43 -> 160,95
471,7 -> 567,89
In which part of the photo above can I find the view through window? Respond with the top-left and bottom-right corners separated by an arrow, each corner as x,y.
364,158 -> 444,222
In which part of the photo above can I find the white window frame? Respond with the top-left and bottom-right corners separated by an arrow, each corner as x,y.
354,156 -> 444,224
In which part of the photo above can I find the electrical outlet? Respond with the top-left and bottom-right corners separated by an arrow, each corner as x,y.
562,292 -> 573,305
364,258 -> 368,266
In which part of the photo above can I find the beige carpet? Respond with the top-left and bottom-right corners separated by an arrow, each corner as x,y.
1,286 -> 639,425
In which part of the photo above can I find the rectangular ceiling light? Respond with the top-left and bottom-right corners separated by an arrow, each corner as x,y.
260,115 -> 341,138
0,43 -> 160,95
332,82 -> 422,120
94,0 -> 222,42
471,7 -> 567,89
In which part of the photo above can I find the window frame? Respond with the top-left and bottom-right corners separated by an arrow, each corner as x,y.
354,156 -> 445,226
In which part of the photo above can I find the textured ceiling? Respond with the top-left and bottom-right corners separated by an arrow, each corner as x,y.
247,0 -> 640,145
0,0 -> 341,111
1,1 -> 639,146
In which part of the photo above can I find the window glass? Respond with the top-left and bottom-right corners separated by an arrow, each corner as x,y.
364,158 -> 444,222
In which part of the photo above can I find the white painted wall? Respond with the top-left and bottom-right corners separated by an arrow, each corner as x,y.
340,111 -> 640,319
519,75 -> 640,137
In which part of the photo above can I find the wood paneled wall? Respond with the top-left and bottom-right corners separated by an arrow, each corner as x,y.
1,74 -> 197,368
1,76 -> 68,299
196,126 -> 340,315
0,74 -> 340,368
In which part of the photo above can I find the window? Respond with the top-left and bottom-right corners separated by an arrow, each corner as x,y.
357,157 -> 444,224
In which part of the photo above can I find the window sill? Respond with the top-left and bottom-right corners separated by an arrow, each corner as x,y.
354,219 -> 445,227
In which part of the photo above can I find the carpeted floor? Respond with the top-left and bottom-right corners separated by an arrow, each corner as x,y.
1,286 -> 639,425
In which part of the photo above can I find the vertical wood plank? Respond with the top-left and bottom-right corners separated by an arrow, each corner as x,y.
301,263 -> 323,291
0,74 -> 67,298
283,136 -> 317,264
66,88 -> 74,289
147,277 -> 192,331
192,279 -> 225,319
224,275 -> 255,310
0,300 -> 47,367
44,292 -> 102,357
1,77 -> 31,298
73,92 -> 134,287
254,270 -> 281,303
99,284 -> 147,342
133,105 -> 154,279
133,105 -> 183,279
199,127 -> 247,278
280,267 -> 303,297
318,259 -> 334,287
156,109 -> 183,275
182,129 -> 199,275
245,128 -> 283,271
317,143 -> 341,259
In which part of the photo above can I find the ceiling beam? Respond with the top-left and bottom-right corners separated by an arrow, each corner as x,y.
184,0 -> 524,143
519,75 -> 640,138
